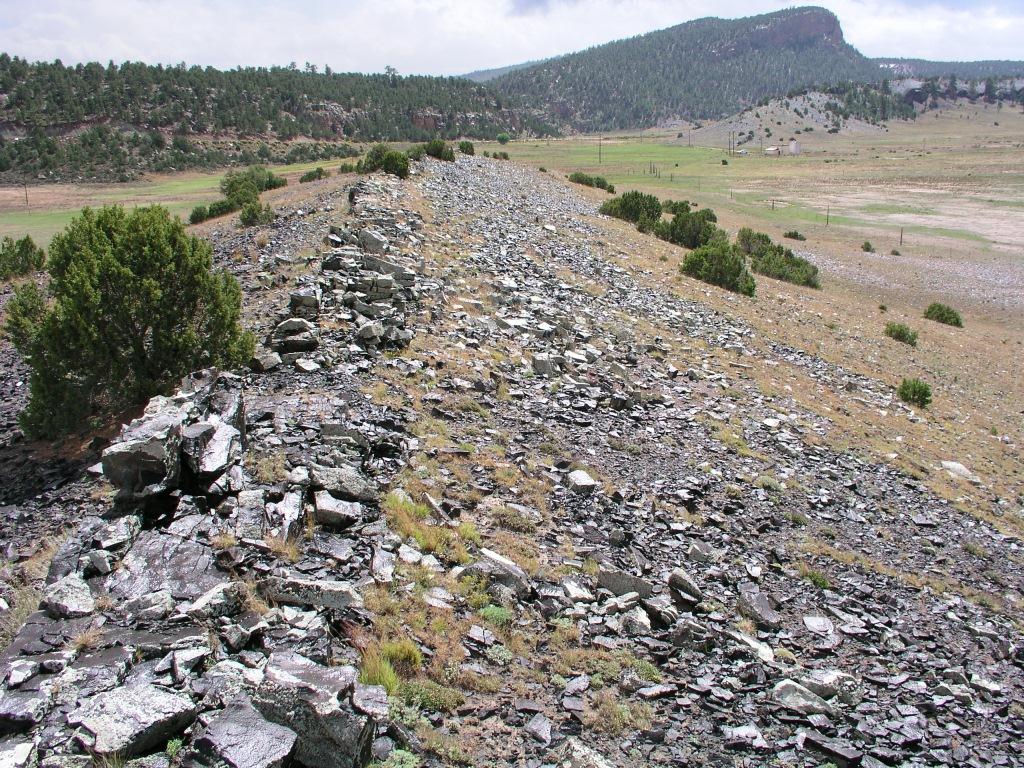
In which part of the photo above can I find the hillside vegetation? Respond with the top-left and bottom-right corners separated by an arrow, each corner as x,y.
492,7 -> 884,129
0,54 -> 556,180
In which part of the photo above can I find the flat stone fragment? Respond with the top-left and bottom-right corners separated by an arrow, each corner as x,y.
0,740 -> 34,768
598,566 -> 654,598
314,491 -> 363,528
41,573 -> 94,619
772,679 -> 836,716
194,697 -> 297,768
309,463 -> 378,501
261,575 -> 362,611
106,531 -> 222,601
68,683 -> 198,757
737,589 -> 782,630
525,712 -> 552,746
566,469 -> 597,494
101,398 -> 186,499
555,738 -> 616,768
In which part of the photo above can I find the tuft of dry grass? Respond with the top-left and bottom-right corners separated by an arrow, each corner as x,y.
248,449 -> 287,484
584,689 -> 653,735
210,532 -> 238,551
67,626 -> 104,652
263,533 -> 300,563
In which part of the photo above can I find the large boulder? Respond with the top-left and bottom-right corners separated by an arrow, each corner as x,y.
102,397 -> 187,500
194,697 -> 297,768
106,531 -> 222,602
68,684 -> 198,756
253,652 -> 375,768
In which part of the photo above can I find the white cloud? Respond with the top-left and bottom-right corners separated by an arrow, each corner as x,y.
0,0 -> 1021,75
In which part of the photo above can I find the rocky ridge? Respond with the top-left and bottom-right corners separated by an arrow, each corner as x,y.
0,158 -> 1019,767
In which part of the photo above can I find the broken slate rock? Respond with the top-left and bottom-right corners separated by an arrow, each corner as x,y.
253,652 -> 374,768
194,697 -> 297,768
102,398 -> 186,499
41,572 -> 94,619
68,683 -> 198,757
309,463 -> 378,502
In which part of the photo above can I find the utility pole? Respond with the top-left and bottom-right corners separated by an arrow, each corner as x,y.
24,182 -> 28,206
900,227 -> 904,246
826,205 -> 829,226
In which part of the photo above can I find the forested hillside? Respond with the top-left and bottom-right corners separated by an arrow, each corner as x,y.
877,58 -> 1024,79
492,7 -> 883,129
0,55 -> 556,180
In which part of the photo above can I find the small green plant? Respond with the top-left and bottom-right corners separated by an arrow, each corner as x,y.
799,564 -> 830,590
878,304 -> 887,312
568,172 -> 614,193
496,132 -> 511,144
884,322 -> 918,346
599,191 -> 663,224
189,205 -> 209,225
406,144 -> 425,161
891,248 -> 901,255
478,604 -> 513,628
399,680 -> 465,713
898,378 -> 932,408
538,166 -> 547,172
862,241 -> 875,252
382,151 -> 410,179
239,201 -> 274,227
165,738 -> 183,759
458,140 -> 475,155
924,302 -> 963,327
783,230 -> 806,241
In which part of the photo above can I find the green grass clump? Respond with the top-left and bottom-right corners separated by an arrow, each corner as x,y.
862,241 -> 875,252
360,650 -> 400,694
783,230 -> 806,241
399,680 -> 465,713
491,505 -> 536,533
380,638 -> 423,677
798,564 -> 831,590
898,378 -> 932,408
458,141 -> 475,155
884,322 -> 918,346
923,302 -> 963,327
478,604 -> 513,628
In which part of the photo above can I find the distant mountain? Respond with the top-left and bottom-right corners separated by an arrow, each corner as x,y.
875,58 -> 1024,80
491,7 -> 884,130
462,60 -> 541,83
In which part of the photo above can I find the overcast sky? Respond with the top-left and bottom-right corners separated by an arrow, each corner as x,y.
2,0 -> 1022,76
